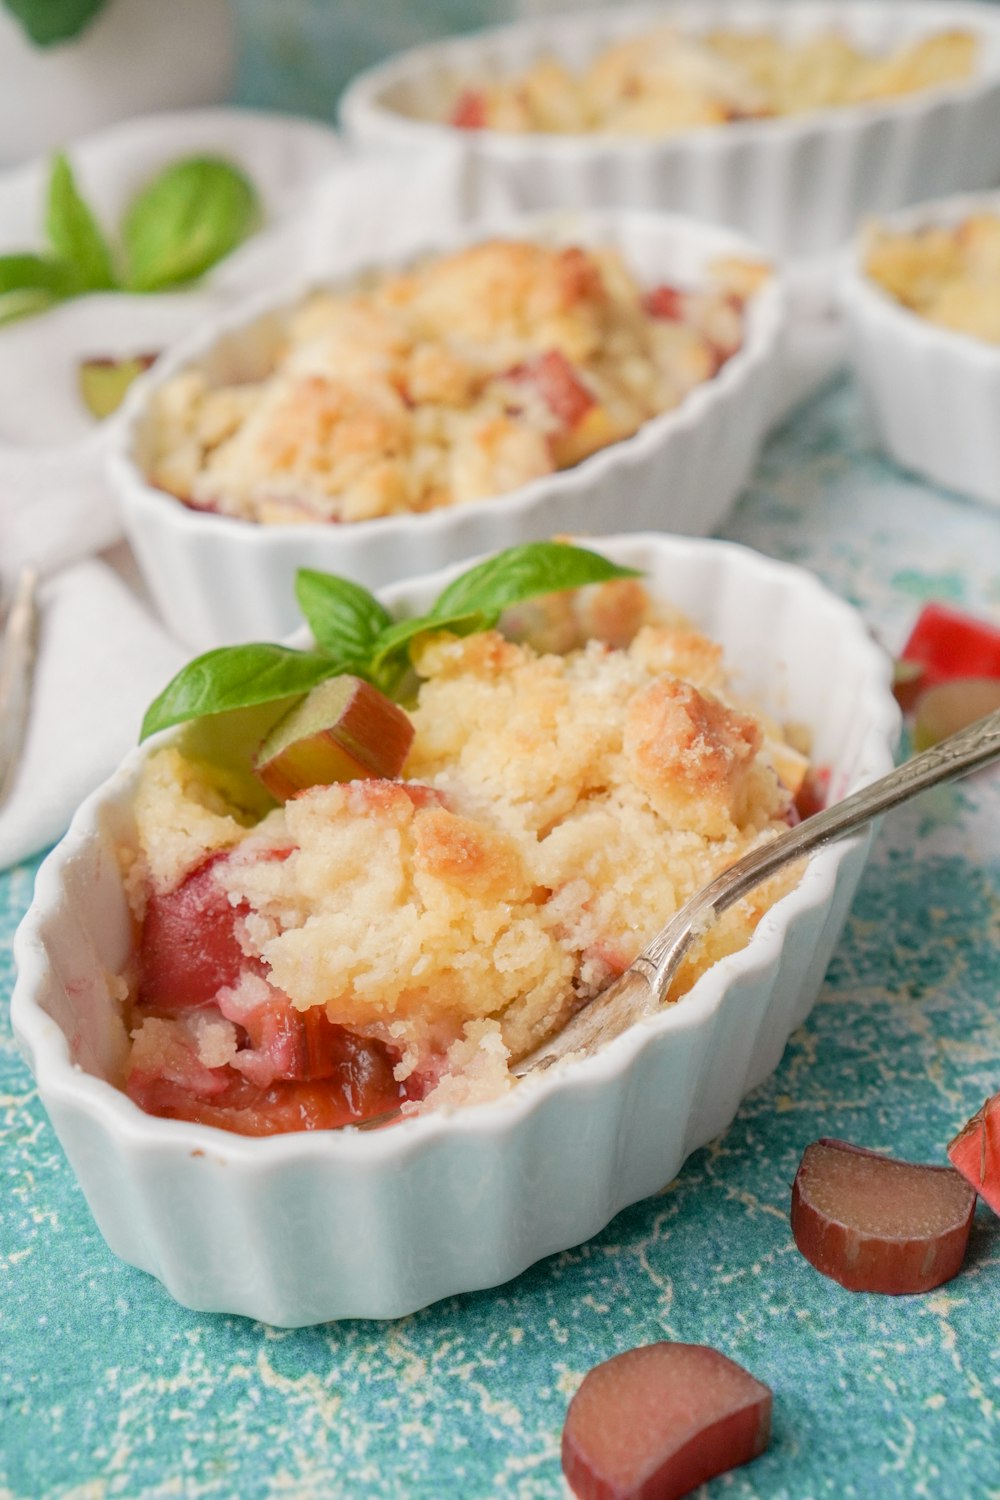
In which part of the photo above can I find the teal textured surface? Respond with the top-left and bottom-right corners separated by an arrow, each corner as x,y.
3,377 -> 1000,1498
4,2 -> 1000,1487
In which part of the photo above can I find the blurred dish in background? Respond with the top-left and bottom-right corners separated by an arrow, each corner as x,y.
438,23 -> 975,135
843,190 -> 1000,511
108,209 -> 786,647
341,1 -> 1000,260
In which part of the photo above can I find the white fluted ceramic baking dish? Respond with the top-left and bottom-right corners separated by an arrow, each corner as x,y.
108,208 -> 785,650
842,190 -> 1000,510
340,0 -> 1000,262
11,532 -> 899,1327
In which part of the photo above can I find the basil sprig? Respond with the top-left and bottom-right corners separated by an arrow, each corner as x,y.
140,542 -> 640,741
46,153 -> 117,293
123,158 -> 259,293
3,0 -> 106,46
0,252 -> 78,326
0,152 -> 259,326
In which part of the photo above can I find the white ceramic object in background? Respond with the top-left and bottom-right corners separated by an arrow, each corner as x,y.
340,0 -> 1000,261
0,109 -> 346,581
10,532 -> 899,1327
0,0 -> 236,165
842,191 -> 1000,511
109,208 -> 786,650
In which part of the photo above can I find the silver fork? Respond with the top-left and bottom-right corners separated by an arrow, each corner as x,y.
0,566 -> 40,811
515,705 -> 1000,1075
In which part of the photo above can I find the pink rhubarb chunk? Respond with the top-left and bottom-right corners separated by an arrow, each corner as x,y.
561,1342 -> 771,1500
948,1093 -> 1000,1216
138,853 -> 248,1012
791,1138 -> 975,1294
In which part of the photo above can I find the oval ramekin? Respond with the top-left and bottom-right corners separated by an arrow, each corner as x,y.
340,0 -> 1000,262
11,532 -> 900,1327
107,207 -> 785,650
842,189 -> 1000,510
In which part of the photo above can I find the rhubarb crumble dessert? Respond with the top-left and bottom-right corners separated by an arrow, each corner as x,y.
864,212 -> 1000,343
142,239 -> 766,525
443,26 -> 976,135
119,563 -> 815,1136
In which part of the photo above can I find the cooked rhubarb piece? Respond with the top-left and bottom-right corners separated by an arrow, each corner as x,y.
224,995 -> 388,1089
253,675 -> 414,802
139,853 -> 249,1013
645,284 -> 687,321
948,1094 -> 1000,1216
79,353 -> 157,418
518,349 -> 596,429
793,766 -> 830,820
912,677 -> 1000,750
125,997 -> 414,1134
900,602 -> 1000,688
128,1068 -> 405,1136
561,1343 -> 771,1500
791,1138 -> 975,1294
450,89 -> 487,129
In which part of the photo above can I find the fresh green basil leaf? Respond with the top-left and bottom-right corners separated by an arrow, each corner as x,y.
368,609 -> 487,688
430,541 -> 641,623
178,700 -> 302,817
140,644 -> 342,741
0,255 -> 75,325
141,543 -> 645,741
0,288 -> 60,326
3,0 -> 105,46
123,157 -> 260,293
295,569 -> 392,662
46,154 -> 117,292
367,543 -> 640,689
0,252 -> 76,296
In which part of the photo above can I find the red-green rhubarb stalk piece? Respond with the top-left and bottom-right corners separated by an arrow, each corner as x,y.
253,675 -> 414,802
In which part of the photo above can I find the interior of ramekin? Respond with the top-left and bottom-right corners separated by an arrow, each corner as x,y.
847,186 -> 1000,363
341,0 -> 1000,147
111,207 -> 785,555
11,533 -> 899,1163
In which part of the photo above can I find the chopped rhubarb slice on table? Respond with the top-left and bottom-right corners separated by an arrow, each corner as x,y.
791,1138 -> 975,1294
561,1342 -> 771,1500
912,677 -> 1000,750
948,1094 -> 1000,1215
900,602 -> 1000,688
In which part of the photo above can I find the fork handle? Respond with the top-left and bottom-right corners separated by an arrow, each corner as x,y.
0,567 -> 39,809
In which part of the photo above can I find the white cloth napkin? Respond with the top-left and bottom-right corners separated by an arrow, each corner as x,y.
0,554 -> 186,868
0,125 -> 845,871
